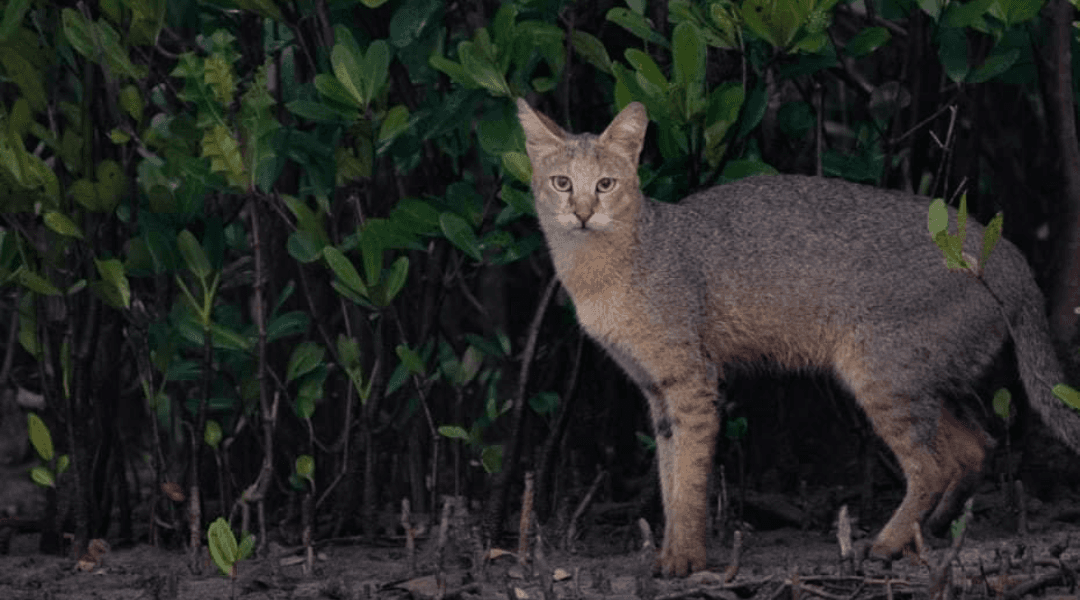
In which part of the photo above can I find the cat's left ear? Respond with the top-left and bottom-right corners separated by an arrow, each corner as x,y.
599,102 -> 647,165
517,98 -> 566,162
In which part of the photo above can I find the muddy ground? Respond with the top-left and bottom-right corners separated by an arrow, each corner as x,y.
0,467 -> 1079,600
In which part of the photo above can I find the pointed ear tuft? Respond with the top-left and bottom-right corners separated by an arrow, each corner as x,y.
517,98 -> 566,163
598,102 -> 648,165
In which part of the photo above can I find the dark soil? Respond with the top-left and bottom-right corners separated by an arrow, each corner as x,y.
1,461 -> 1079,600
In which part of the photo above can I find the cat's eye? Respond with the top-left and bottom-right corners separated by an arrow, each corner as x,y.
596,178 -> 616,193
551,176 -> 572,192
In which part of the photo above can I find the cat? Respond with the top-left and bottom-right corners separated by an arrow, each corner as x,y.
516,97 -> 1079,577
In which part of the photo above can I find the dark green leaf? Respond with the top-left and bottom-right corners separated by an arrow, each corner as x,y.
606,8 -> 669,48
396,343 -> 425,375
383,256 -> 410,303
968,48 -> 1020,84
481,445 -> 502,473
845,27 -> 891,57
439,212 -> 482,261
287,341 -> 325,383
323,245 -> 368,296
570,31 -> 612,75
266,311 -> 309,342
980,212 -> 1003,270
177,230 -> 212,279
937,27 -> 968,83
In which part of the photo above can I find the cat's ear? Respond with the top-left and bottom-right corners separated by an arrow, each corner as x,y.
598,102 -> 647,165
517,98 -> 566,162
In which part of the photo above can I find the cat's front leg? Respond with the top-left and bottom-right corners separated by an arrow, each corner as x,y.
647,378 -> 720,577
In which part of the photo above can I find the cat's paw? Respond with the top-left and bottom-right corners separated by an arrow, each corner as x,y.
653,543 -> 705,577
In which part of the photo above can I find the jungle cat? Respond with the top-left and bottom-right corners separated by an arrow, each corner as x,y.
516,98 -> 1080,577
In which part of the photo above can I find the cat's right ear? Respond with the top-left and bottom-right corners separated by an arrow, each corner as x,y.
517,98 -> 566,162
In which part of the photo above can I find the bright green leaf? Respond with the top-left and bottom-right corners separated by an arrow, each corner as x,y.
1053,384 -> 1080,411
205,420 -> 222,449
438,424 -> 470,440
30,466 -> 54,488
95,258 -> 130,309
44,211 -> 84,240
207,517 -> 239,576
502,152 -> 532,184
295,454 -> 315,479
27,412 -> 53,461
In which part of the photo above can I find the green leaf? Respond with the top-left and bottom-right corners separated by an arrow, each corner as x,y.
44,211 -> 84,240
361,40 -> 390,108
323,246 -> 368,296
570,31 -> 612,75
95,258 -> 130,309
0,0 -> 31,42
438,424 -> 470,440
624,49 -> 668,92
845,27 -> 891,57
377,104 -> 410,146
205,420 -> 222,449
992,388 -> 1012,422
927,198 -> 949,236
295,454 -> 314,479
70,178 -> 98,212
287,231 -> 323,263
480,445 -> 502,473
980,212 -> 1003,270
61,8 -> 94,61
30,466 -> 54,488
360,224 -> 383,288
942,0 -> 996,28
390,0 -> 440,48
314,74 -> 361,109
331,28 -> 368,107
207,517 -> 239,576
989,0 -> 1045,26
938,27 -> 969,83
27,412 -> 53,461
459,39 -> 510,96
528,391 -> 560,415
383,256 -> 410,303
738,83 -> 767,139
177,230 -> 212,279
16,268 -> 61,296
439,212 -> 483,261
396,343 -> 425,375
56,454 -> 70,475
606,7 -> 670,48
287,341 -> 325,383
1053,383 -> 1080,411
968,48 -> 1020,84
502,151 -> 532,184
672,21 -> 705,93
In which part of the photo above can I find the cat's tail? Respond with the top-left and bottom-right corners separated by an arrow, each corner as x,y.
1013,295 -> 1080,455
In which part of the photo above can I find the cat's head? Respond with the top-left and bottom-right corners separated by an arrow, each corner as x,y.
516,99 -> 647,234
